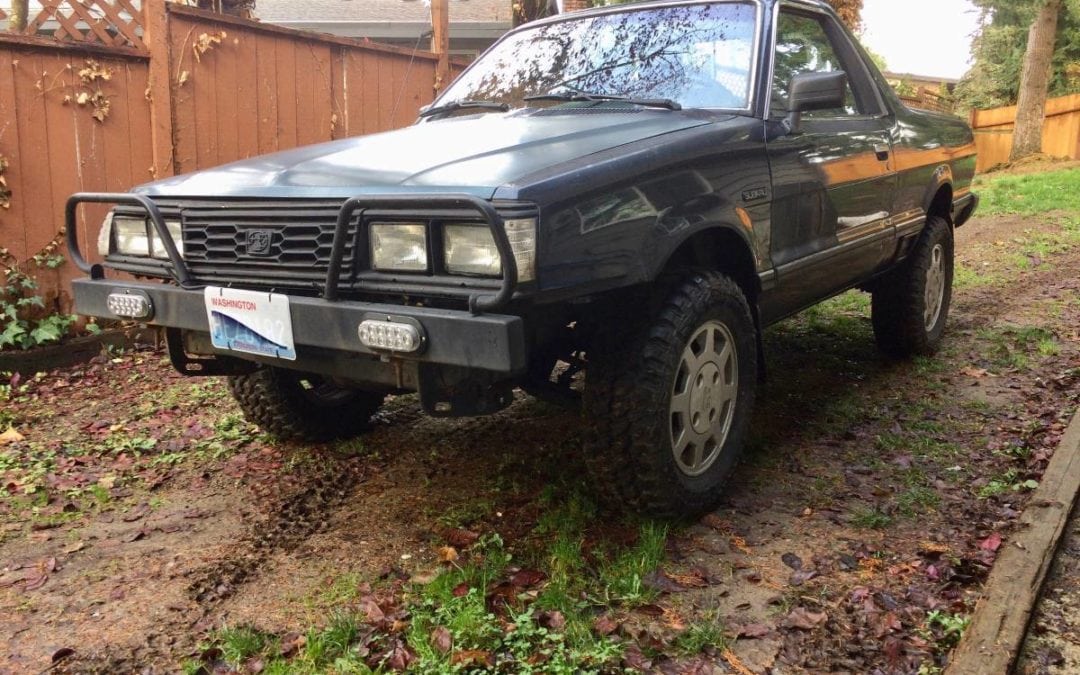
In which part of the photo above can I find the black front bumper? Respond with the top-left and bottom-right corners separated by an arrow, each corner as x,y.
73,278 -> 527,375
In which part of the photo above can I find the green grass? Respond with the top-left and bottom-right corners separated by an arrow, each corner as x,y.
953,262 -> 1005,290
850,505 -> 893,529
672,613 -> 727,655
896,485 -> 940,517
976,325 -> 1058,370
188,493 -> 670,673
976,167 -> 1080,216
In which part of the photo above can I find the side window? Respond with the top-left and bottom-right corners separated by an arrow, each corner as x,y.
771,12 -> 863,118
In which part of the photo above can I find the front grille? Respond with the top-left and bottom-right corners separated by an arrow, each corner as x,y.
179,200 -> 359,288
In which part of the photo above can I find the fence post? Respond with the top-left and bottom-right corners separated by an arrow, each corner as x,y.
431,0 -> 449,94
143,0 -> 176,179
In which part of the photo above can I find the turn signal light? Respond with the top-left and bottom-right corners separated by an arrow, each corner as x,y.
106,291 -> 153,319
357,320 -> 422,353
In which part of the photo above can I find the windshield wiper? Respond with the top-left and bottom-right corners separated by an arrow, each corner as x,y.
418,100 -> 510,118
524,91 -> 682,111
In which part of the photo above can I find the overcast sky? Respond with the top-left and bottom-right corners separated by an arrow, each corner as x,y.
860,0 -> 983,80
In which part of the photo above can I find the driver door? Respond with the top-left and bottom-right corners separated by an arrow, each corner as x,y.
764,6 -> 897,320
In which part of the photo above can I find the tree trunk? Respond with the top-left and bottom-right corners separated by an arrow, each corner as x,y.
8,0 -> 29,32
1010,0 -> 1062,162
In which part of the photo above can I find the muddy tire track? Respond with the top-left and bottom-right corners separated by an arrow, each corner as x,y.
57,455 -> 365,673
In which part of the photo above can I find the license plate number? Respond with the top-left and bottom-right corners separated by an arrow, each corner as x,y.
204,287 -> 296,361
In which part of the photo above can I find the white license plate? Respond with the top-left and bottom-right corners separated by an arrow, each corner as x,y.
204,287 -> 296,361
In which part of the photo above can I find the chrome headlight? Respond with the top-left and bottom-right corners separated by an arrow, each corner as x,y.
151,220 -> 184,260
444,225 -> 502,277
107,214 -> 183,259
443,218 -> 536,282
370,223 -> 428,272
113,215 -> 151,257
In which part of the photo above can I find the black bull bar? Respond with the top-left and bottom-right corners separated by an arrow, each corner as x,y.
66,192 -> 519,314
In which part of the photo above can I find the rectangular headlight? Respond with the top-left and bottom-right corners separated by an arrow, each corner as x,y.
150,220 -> 184,259
113,215 -> 150,257
444,225 -> 501,277
443,218 -> 537,282
370,223 -> 428,272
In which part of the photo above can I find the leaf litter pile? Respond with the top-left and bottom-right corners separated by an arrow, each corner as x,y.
0,210 -> 1078,674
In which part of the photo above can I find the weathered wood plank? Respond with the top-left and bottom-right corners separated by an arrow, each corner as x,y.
274,37 -> 298,150
946,410 -> 1080,675
143,0 -> 175,178
254,32 -> 278,155
0,49 -> 29,263
233,30 -> 259,160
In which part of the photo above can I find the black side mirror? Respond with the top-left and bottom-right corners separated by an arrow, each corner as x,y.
784,71 -> 848,134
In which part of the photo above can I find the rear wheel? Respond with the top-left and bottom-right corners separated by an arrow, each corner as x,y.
584,271 -> 758,518
872,216 -> 954,357
227,366 -> 384,442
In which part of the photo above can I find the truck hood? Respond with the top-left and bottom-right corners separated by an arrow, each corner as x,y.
138,111 -> 714,200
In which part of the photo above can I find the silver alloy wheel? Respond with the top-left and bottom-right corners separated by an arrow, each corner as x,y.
670,320 -> 738,477
924,243 -> 946,331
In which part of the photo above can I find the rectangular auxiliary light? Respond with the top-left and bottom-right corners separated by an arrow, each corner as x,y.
357,319 -> 423,353
106,291 -> 153,319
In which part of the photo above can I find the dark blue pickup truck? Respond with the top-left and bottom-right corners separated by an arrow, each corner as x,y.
68,0 -> 978,517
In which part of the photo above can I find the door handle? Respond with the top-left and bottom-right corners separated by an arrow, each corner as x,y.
874,144 -> 890,161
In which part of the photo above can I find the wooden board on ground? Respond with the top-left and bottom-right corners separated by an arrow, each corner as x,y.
947,409 -> 1080,675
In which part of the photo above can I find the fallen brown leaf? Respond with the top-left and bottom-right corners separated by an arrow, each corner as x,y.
438,546 -> 458,563
784,607 -> 828,630
0,428 -> 25,446
451,650 -> 493,667
509,568 -> 547,588
359,596 -> 385,624
431,626 -> 452,654
23,572 -> 48,591
539,610 -> 566,630
593,614 -> 620,636
386,641 -> 415,671
443,528 -> 480,548
279,633 -> 306,658
122,502 -> 151,522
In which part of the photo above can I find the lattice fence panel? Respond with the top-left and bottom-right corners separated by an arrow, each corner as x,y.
25,0 -> 146,51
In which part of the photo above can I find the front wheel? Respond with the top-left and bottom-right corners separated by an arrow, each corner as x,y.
227,366 -> 384,442
871,216 -> 954,357
583,272 -> 758,519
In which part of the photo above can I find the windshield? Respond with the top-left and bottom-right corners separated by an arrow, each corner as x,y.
437,2 -> 758,111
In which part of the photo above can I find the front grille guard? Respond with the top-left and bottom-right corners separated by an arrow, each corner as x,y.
66,192 -> 519,314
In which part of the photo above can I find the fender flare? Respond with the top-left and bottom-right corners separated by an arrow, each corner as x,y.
921,164 -> 955,217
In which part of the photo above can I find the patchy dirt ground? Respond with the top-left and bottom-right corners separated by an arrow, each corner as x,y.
1,208 -> 1079,674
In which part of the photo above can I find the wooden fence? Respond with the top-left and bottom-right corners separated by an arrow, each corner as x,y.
0,0 -> 452,311
971,93 -> 1080,172
899,87 -> 955,115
